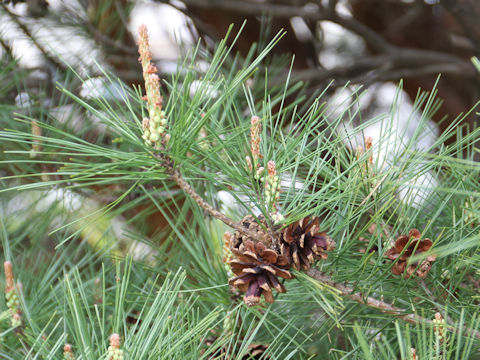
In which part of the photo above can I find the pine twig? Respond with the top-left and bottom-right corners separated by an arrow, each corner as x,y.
305,268 -> 480,341
155,152 -> 267,243
136,24 -> 270,244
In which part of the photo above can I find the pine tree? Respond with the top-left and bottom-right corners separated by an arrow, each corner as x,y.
1,11 -> 480,359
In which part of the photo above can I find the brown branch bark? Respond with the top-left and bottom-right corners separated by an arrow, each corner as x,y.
306,268 -> 480,341
155,152 -> 268,243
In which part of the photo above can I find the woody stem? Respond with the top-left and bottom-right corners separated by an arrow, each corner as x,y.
305,269 -> 480,340
155,152 -> 266,242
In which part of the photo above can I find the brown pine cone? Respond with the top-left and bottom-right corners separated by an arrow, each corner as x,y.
229,240 -> 292,306
386,229 -> 436,278
281,216 -> 335,270
232,215 -> 273,248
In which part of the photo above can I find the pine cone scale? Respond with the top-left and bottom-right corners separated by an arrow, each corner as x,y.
243,267 -> 264,275
281,216 -> 335,271
266,272 -> 285,293
257,275 -> 271,292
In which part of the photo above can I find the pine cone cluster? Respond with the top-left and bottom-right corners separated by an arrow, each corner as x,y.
227,215 -> 334,306
386,229 -> 436,278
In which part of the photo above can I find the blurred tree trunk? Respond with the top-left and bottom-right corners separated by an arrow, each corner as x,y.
440,0 -> 480,57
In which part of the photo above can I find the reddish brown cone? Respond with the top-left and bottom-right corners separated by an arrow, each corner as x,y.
386,229 -> 436,278
281,216 -> 335,270
228,240 -> 292,306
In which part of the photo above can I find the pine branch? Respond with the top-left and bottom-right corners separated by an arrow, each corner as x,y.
305,268 -> 480,341
158,144 -> 480,342
0,35 -> 14,60
0,4 -> 67,71
155,151 -> 268,243
136,23 -> 268,244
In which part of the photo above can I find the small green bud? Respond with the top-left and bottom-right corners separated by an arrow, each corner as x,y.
149,123 -> 157,132
11,317 -> 21,328
11,313 -> 21,328
273,213 -> 285,224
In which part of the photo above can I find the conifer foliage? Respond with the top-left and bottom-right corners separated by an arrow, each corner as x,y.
0,21 -> 480,359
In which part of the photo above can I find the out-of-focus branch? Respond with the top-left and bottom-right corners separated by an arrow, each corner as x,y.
167,0 -> 476,86
292,55 -> 475,88
440,0 -> 480,56
170,0 -> 322,18
0,36 -> 14,60
0,3 -> 66,71
170,0 -> 453,58
328,11 -> 393,53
